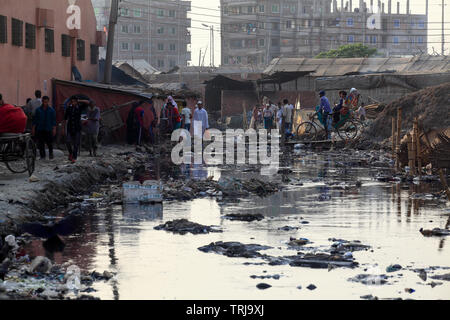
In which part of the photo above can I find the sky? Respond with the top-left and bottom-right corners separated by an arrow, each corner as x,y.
189,0 -> 450,66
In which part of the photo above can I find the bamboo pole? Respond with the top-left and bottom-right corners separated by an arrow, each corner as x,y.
395,108 -> 402,171
438,169 -> 450,201
414,118 -> 422,178
392,117 -> 396,160
411,121 -> 417,175
407,133 -> 413,176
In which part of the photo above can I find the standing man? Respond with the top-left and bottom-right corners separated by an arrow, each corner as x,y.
318,91 -> 332,140
148,99 -> 158,144
193,100 -> 209,138
282,99 -> 293,140
263,104 -> 274,130
181,101 -> 192,132
32,96 -> 56,160
28,90 -> 43,117
64,96 -> 82,163
83,100 -> 100,157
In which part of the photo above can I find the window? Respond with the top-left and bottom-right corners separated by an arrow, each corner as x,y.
25,23 -> 36,49
169,10 -> 176,18
45,29 -> 54,52
272,4 -> 279,13
347,18 -> 354,26
259,5 -> 265,13
11,18 -> 23,46
90,44 -> 98,64
157,43 -> 164,51
134,25 -> 141,34
157,59 -> 164,68
61,34 -> 71,57
417,36 -> 423,44
370,35 -> 377,44
394,20 -> 400,28
348,35 -> 354,43
157,27 -> 164,34
286,20 -> 292,29
169,59 -> 176,68
247,6 -> 254,14
0,15 -> 7,44
290,5 -> 296,14
169,43 -> 176,51
121,42 -> 129,50
134,9 -> 142,17
121,25 -> 128,33
259,38 -> 265,47
170,27 -> 176,35
393,36 -> 399,44
418,20 -> 425,29
77,39 -> 85,60
157,9 -> 164,17
236,56 -> 241,63
121,8 -> 129,16
134,42 -> 141,51
230,40 -> 243,49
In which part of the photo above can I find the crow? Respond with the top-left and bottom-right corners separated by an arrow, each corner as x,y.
20,214 -> 83,253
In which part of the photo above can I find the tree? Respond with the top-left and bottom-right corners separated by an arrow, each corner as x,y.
315,44 -> 378,58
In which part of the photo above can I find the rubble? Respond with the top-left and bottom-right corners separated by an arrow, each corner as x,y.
29,256 -> 52,274
430,273 -> 450,281
419,228 -> 450,237
223,213 -> 264,222
256,283 -> 271,290
198,242 -> 272,259
348,274 -> 390,285
154,219 -> 222,235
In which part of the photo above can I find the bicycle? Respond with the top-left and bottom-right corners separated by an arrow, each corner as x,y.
296,110 -> 359,142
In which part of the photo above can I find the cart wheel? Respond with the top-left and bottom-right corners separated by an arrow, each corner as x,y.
5,141 -> 28,174
25,138 -> 37,176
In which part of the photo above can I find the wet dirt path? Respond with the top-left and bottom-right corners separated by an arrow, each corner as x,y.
24,150 -> 450,300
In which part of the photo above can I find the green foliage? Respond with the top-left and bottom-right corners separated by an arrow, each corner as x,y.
315,43 -> 378,58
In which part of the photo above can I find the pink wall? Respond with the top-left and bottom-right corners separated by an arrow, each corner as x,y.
0,0 -> 99,106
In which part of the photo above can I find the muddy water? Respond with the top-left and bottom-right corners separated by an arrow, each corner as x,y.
27,151 -> 450,300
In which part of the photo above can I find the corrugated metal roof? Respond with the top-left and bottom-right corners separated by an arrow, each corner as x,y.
264,55 -> 450,76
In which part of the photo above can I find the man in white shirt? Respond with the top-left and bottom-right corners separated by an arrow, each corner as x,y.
193,101 -> 209,138
28,90 -> 42,117
181,101 -> 192,132
282,99 -> 293,139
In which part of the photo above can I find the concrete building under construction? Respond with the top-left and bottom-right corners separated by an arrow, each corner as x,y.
221,0 -> 428,67
92,0 -> 192,72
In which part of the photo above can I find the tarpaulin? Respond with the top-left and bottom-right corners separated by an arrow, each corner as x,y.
0,104 -> 27,134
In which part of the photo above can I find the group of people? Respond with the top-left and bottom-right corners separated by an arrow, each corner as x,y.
126,96 -> 210,145
249,99 -> 295,138
318,88 -> 363,139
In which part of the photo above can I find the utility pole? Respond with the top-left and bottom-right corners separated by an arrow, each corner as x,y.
104,0 -> 119,84
211,26 -> 215,67
441,0 -> 446,55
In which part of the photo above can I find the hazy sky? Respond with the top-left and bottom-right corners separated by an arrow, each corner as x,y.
189,0 -> 450,66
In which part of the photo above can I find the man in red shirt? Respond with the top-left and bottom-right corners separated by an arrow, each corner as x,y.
0,93 -> 27,134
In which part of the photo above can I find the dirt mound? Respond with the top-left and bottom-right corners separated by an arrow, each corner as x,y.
365,82 -> 450,142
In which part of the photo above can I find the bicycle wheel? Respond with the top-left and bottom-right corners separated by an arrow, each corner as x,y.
5,141 -> 28,174
296,122 -> 317,141
337,119 -> 359,141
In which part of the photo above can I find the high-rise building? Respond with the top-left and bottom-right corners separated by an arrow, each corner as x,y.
92,0 -> 191,71
221,0 -> 428,67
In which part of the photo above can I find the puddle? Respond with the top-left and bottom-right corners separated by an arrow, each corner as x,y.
24,151 -> 450,300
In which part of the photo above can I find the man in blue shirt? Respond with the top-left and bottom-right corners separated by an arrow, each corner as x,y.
318,91 -> 332,140
32,96 -> 56,160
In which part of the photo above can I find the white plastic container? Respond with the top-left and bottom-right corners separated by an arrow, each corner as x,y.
123,180 -> 163,204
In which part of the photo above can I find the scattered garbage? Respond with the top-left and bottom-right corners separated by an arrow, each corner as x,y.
404,288 -> 415,294
198,242 -> 272,259
256,283 -> 271,290
430,273 -> 450,281
154,219 -> 222,235
307,284 -> 317,290
29,256 -> 52,274
420,228 -> 450,237
250,274 -> 280,280
288,238 -> 310,247
348,274 -> 389,285
386,264 -> 402,273
223,213 -> 264,222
